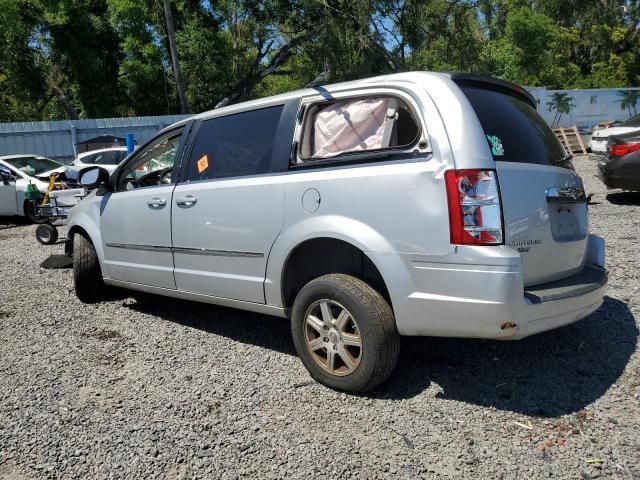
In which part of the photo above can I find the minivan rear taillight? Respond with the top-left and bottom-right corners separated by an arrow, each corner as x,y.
608,142 -> 640,157
445,169 -> 504,245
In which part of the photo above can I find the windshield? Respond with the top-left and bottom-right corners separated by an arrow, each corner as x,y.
458,84 -> 568,167
5,157 -> 62,177
619,114 -> 640,127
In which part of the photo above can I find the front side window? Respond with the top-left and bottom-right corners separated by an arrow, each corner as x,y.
117,132 -> 182,191
298,96 -> 420,161
186,105 -> 284,181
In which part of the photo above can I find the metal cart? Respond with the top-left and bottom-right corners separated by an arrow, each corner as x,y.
31,187 -> 86,245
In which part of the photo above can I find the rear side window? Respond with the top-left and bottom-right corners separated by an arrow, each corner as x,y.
95,151 -> 125,165
186,105 -> 284,181
298,96 -> 420,162
458,84 -> 566,167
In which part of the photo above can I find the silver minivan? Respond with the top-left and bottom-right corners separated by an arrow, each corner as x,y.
68,72 -> 607,392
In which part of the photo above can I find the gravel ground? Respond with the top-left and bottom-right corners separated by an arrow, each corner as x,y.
0,157 -> 638,480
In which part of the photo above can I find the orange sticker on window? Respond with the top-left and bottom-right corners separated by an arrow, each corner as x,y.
197,154 -> 209,174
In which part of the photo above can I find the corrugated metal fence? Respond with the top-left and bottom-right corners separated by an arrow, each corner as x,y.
0,115 -> 190,162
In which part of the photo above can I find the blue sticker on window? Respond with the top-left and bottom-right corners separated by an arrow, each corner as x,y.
486,135 -> 504,156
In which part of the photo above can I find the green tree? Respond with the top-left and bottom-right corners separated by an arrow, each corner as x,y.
1,0 -> 639,121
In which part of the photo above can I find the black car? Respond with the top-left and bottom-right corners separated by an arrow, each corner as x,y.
598,130 -> 640,191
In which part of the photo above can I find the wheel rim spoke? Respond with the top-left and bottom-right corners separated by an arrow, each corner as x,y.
307,336 -> 325,352
335,309 -> 350,330
306,315 -> 324,334
341,333 -> 361,348
326,348 -> 336,372
319,301 -> 333,325
337,346 -> 356,371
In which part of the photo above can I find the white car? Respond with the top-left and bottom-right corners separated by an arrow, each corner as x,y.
0,155 -> 67,221
71,147 -> 128,175
589,114 -> 640,156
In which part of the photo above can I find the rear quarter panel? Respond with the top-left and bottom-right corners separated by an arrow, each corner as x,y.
264,81 -> 460,308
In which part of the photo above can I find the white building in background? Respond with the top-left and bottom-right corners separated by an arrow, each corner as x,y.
527,86 -> 640,132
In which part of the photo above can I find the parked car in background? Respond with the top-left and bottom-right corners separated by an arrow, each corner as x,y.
71,147 -> 128,175
67,72 -> 607,393
0,154 -> 66,221
597,130 -> 640,191
589,114 -> 640,156
592,119 -> 619,132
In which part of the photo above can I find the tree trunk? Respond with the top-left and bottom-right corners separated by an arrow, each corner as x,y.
46,71 -> 79,120
163,0 -> 189,114
51,84 -> 79,120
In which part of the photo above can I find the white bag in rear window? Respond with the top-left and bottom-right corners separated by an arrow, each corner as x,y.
312,98 -> 391,158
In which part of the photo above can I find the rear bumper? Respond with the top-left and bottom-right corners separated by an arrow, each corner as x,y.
596,162 -> 614,187
388,235 -> 607,339
597,163 -> 640,191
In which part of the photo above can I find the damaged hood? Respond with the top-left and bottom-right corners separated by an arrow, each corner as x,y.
35,166 -> 75,181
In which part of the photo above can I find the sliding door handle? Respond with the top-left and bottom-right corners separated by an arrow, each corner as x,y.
176,195 -> 197,207
147,198 -> 167,208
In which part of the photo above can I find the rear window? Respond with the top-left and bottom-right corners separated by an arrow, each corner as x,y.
619,113 -> 640,127
458,84 -> 567,167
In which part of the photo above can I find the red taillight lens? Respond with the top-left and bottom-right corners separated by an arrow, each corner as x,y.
445,169 -> 504,245
608,143 -> 640,157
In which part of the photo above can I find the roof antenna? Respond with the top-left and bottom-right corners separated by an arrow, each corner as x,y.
305,60 -> 330,88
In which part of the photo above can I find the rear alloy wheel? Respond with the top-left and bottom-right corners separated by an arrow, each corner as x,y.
291,274 -> 399,393
304,299 -> 363,376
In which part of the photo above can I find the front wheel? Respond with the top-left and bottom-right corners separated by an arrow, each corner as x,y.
291,274 -> 399,393
73,232 -> 105,303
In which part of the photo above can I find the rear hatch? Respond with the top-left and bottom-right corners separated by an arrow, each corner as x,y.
457,81 -> 588,287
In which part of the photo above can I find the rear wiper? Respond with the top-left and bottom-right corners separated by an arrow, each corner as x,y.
561,153 -> 573,163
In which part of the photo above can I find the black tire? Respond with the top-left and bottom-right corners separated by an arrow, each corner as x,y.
291,274 -> 400,393
35,223 -> 58,245
23,200 -> 48,224
73,232 -> 105,303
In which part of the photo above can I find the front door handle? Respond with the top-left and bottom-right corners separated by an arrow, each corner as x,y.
175,195 -> 197,207
147,197 -> 167,208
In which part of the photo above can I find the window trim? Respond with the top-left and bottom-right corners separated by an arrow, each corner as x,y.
110,123 -> 190,192
178,103 -> 290,185
291,88 -> 429,169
